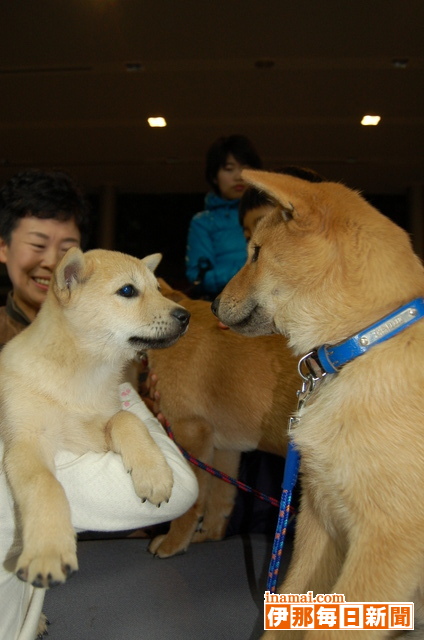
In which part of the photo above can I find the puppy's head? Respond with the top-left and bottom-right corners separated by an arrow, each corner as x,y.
213,170 -> 424,354
52,248 -> 190,360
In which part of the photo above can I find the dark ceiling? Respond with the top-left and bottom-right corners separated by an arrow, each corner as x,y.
1,0 -> 423,196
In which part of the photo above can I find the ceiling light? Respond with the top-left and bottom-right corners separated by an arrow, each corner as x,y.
255,58 -> 275,70
125,62 -> 144,73
361,115 -> 381,126
148,117 -> 167,127
392,58 -> 409,69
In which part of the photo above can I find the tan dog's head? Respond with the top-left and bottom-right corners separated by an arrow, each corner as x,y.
50,248 -> 190,360
213,170 -> 424,354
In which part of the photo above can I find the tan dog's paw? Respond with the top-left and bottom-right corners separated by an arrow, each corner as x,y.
148,533 -> 189,558
129,457 -> 174,506
16,537 -> 78,588
192,528 -> 225,543
191,514 -> 228,543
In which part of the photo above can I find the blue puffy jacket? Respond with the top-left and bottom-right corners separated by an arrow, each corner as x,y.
185,192 -> 247,297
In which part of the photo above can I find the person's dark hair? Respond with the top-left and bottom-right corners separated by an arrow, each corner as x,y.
205,135 -> 262,194
276,165 -> 326,183
238,188 -> 273,226
238,165 -> 326,224
0,169 -> 91,247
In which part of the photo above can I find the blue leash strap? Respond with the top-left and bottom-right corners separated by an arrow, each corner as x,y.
265,353 -> 326,594
266,440 -> 300,593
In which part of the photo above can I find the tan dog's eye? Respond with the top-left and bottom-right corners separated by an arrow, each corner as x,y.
281,206 -> 294,222
116,284 -> 138,298
251,245 -> 261,263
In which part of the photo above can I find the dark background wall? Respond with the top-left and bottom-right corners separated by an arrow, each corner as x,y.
0,188 -> 412,305
92,189 -> 411,290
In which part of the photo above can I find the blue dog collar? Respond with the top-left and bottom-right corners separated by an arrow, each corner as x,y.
316,297 -> 424,374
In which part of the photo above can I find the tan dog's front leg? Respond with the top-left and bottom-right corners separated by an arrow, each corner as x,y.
192,449 -> 240,543
105,410 -> 173,506
278,491 -> 343,596
149,416 -> 214,557
4,441 -> 77,588
299,526 -> 424,640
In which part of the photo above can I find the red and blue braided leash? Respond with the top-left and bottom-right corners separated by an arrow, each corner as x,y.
266,441 -> 300,592
165,421 -> 286,508
165,421 -> 299,593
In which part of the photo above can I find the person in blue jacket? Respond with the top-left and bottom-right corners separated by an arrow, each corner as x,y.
185,135 -> 262,299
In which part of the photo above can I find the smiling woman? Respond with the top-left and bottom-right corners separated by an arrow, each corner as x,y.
0,218 -> 81,321
0,169 -> 90,342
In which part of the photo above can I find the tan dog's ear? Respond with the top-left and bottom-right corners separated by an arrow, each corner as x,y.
53,247 -> 86,302
242,169 -> 314,226
142,253 -> 162,272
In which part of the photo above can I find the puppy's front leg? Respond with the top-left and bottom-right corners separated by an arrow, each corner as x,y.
4,440 -> 77,588
149,416 -> 215,558
105,410 -> 173,506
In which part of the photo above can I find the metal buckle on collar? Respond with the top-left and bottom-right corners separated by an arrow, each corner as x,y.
297,350 -> 327,405
289,350 -> 327,432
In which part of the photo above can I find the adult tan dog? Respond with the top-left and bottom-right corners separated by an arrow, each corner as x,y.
0,248 -> 190,589
146,281 -> 299,558
213,170 -> 424,638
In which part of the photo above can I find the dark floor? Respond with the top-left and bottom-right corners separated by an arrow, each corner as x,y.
44,534 -> 292,640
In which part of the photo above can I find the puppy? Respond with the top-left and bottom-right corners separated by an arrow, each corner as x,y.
213,170 -> 424,638
0,248 -> 190,589
146,281 -> 299,558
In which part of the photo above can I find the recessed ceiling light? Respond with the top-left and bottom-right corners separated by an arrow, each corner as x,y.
148,117 -> 167,128
255,58 -> 275,70
361,115 -> 381,126
392,58 -> 409,69
125,62 -> 144,73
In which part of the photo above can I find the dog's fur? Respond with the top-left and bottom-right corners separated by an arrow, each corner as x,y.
0,248 -> 190,591
145,281 -> 300,558
213,170 -> 424,638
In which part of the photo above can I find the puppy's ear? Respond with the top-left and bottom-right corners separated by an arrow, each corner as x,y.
53,247 -> 85,302
142,253 -> 162,272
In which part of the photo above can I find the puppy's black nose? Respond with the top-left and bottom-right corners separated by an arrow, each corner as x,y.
211,297 -> 220,317
171,307 -> 190,328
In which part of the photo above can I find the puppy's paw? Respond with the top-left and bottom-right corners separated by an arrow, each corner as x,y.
16,536 -> 78,588
148,533 -> 189,558
36,612 -> 50,638
129,457 -> 174,506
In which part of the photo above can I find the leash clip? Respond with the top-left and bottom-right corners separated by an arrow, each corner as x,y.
297,350 -> 326,408
289,350 -> 327,433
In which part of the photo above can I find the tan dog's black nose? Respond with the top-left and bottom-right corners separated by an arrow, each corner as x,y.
211,297 -> 220,317
171,307 -> 190,328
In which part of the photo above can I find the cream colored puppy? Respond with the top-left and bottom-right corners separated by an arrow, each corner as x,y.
0,248 -> 190,589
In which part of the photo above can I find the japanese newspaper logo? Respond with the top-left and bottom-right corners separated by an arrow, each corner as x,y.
264,592 -> 414,631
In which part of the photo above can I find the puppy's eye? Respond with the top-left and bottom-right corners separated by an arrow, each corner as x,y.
117,284 -> 138,298
251,245 -> 261,263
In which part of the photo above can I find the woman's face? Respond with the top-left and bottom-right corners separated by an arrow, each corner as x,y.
214,154 -> 247,200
